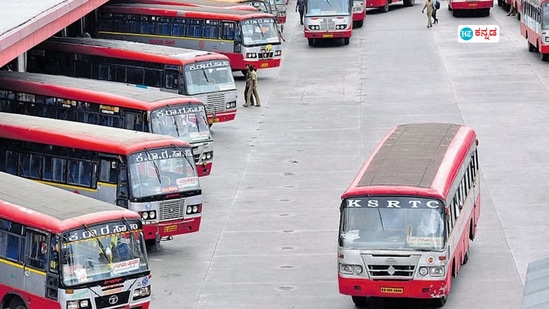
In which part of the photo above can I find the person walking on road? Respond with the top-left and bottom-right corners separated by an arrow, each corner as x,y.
432,0 -> 439,24
242,64 -> 255,107
422,0 -> 434,28
246,66 -> 261,107
296,0 -> 306,25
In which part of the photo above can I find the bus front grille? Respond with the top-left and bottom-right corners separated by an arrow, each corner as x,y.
159,199 -> 185,220
205,92 -> 226,114
95,291 -> 130,308
361,253 -> 420,280
367,264 -> 415,279
259,51 -> 274,59
320,18 -> 336,31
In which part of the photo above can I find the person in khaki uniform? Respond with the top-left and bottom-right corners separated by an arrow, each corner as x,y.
421,0 -> 434,28
246,66 -> 261,107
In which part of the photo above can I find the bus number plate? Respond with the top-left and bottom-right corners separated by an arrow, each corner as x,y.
261,63 -> 269,68
323,34 -> 334,38
164,225 -> 178,233
380,287 -> 403,294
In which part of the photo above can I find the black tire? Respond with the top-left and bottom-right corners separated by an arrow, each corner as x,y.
354,20 -> 364,28
528,41 -> 536,52
484,8 -> 490,16
308,38 -> 314,47
343,37 -> 350,45
432,296 -> 448,308
9,298 -> 27,309
352,296 -> 368,307
382,2 -> 390,12
463,249 -> 469,265
540,51 -> 549,61
497,0 -> 503,6
403,0 -> 415,6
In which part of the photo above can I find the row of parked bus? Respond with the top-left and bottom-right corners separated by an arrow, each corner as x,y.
0,0 -> 290,308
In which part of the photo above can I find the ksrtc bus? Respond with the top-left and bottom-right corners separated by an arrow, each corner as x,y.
366,0 -> 413,12
0,172 -> 151,309
520,0 -> 549,60
304,0 -> 353,46
95,3 -> 283,72
27,36 -> 237,126
123,0 -> 272,14
338,123 -> 480,307
0,70 -> 214,177
448,0 -> 492,16
0,112 -> 203,249
352,0 -> 366,27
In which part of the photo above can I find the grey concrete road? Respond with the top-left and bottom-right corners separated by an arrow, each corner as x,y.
148,2 -> 549,308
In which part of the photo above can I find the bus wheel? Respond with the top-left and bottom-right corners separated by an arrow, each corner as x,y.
382,3 -> 389,12
541,51 -> 549,61
528,41 -> 536,52
343,38 -> 350,45
241,70 -> 248,76
308,38 -> 314,47
352,296 -> 367,307
354,20 -> 364,28
9,298 -> 27,309
432,295 -> 447,308
463,249 -> 469,265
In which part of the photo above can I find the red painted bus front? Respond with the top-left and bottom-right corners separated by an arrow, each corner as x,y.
304,22 -> 352,39
449,0 -> 492,9
142,217 -> 202,240
366,0 -> 389,8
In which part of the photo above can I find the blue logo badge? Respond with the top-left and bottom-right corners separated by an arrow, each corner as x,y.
459,27 -> 474,41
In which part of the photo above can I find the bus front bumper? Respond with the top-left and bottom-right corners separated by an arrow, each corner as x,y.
304,30 -> 352,39
451,1 -> 493,9
338,275 -> 448,299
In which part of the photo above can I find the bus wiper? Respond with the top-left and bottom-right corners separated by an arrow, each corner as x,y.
82,224 -> 109,263
170,144 -> 195,173
164,105 -> 180,138
377,209 -> 385,231
143,148 -> 162,184
325,0 -> 333,7
201,69 -> 210,83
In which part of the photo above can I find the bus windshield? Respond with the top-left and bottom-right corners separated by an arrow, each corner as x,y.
128,148 -> 199,198
241,18 -> 281,46
183,60 -> 235,95
150,105 -> 211,143
339,198 -> 445,251
543,4 -> 549,30
307,0 -> 350,15
60,224 -> 148,287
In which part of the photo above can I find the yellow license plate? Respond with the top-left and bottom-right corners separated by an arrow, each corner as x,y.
381,287 -> 404,294
261,63 -> 269,68
164,225 -> 178,233
323,34 -> 334,38
469,3 -> 477,6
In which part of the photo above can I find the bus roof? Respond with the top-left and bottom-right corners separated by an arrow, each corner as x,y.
0,71 -> 203,110
36,36 -> 230,65
0,172 -> 140,234
0,112 -> 191,155
342,123 -> 477,200
101,2 -> 276,19
121,0 -> 262,10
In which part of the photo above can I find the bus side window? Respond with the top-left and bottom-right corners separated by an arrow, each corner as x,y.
222,22 -> 235,40
27,230 -> 48,270
3,150 -> 18,175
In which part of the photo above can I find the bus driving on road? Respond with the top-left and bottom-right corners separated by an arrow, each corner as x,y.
304,0 -> 353,46
0,70 -> 214,177
520,0 -> 549,60
338,123 -> 480,307
28,36 -> 237,125
0,113 -> 203,250
0,172 -> 151,309
95,3 -> 283,73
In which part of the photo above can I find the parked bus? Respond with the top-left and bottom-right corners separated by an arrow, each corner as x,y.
304,0 -> 353,46
0,70 -> 214,177
366,0 -> 414,12
124,0 -> 272,14
520,0 -> 549,60
352,0 -> 366,28
448,0 -> 492,16
0,172 -> 151,309
338,123 -> 480,307
27,36 -> 237,126
0,112 -> 203,249
95,3 -> 283,72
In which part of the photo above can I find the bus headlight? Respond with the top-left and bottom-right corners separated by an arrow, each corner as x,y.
133,286 -> 151,300
335,24 -> 348,30
141,211 -> 148,220
309,25 -> 320,30
418,267 -> 429,276
246,53 -> 257,59
67,299 -> 91,309
148,211 -> 156,219
202,152 -> 213,160
187,204 -> 202,214
339,263 -> 363,275
430,266 -> 445,277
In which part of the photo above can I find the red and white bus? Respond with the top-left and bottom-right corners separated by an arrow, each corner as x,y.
0,112 -> 203,250
0,171 -> 151,309
304,0 -> 353,46
448,0 -> 492,16
365,0 -> 414,13
338,123 -> 480,307
95,3 -> 283,72
27,36 -> 238,125
520,0 -> 549,60
0,70 -> 214,177
352,0 -> 366,28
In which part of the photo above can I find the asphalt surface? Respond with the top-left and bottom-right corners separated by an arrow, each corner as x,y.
148,2 -> 549,308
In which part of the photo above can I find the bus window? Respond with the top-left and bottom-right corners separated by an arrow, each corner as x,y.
27,231 -> 48,270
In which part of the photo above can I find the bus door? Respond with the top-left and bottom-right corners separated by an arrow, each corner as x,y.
24,229 -> 48,297
116,163 -> 129,209
98,157 -> 120,205
0,219 -> 25,292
